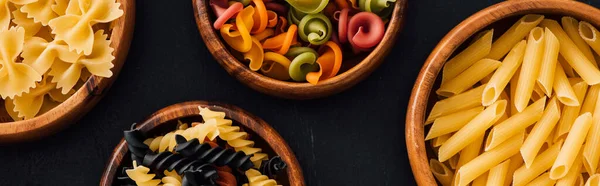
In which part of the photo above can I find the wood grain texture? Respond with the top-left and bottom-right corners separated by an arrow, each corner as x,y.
0,0 -> 135,144
193,0 -> 407,99
100,101 -> 305,186
405,0 -> 600,185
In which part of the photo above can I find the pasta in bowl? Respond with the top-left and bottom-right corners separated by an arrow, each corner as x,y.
406,0 -> 600,185
193,0 -> 407,99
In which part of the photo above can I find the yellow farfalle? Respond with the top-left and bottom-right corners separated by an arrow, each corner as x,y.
48,0 -> 123,55
51,0 -> 69,16
244,38 -> 264,71
49,30 -> 114,94
220,6 -> 254,53
20,0 -> 57,26
11,9 -> 42,37
0,27 -> 42,99
11,75 -> 57,119
22,37 -> 80,74
0,0 -> 35,30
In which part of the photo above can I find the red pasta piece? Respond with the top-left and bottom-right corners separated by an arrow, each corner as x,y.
347,12 -> 385,51
212,2 -> 244,30
215,166 -> 237,186
335,8 -> 351,43
266,11 -> 278,28
274,16 -> 288,35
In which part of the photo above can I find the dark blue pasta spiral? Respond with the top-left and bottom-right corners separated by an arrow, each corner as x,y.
123,123 -> 151,164
174,135 -> 254,171
259,156 -> 287,178
142,151 -> 219,185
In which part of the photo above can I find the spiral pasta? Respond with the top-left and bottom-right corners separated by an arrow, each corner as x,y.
359,0 -> 396,18
220,6 -> 254,53
174,134 -> 254,171
286,47 -> 319,81
298,13 -> 332,45
306,41 -> 343,84
0,27 -> 41,99
285,0 -> 329,14
211,2 -> 243,30
242,169 -> 281,186
125,161 -> 161,186
124,124 -> 151,164
261,52 -> 292,81
287,7 -> 306,25
259,156 -> 288,178
347,12 -> 385,51
216,166 -> 238,186
244,37 -> 265,71
142,151 -> 218,181
144,120 -> 218,152
251,0 -> 268,34
161,170 -> 182,186
263,24 -> 298,55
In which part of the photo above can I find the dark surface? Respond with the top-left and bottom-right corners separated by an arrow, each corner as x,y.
2,0 -> 599,185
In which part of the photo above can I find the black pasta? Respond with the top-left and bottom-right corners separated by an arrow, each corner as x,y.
142,151 -> 219,184
123,123 -> 151,164
259,156 -> 287,178
115,166 -> 136,186
182,169 -> 218,186
174,134 -> 254,171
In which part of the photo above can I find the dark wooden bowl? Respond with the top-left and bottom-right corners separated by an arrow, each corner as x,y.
100,101 -> 305,186
405,0 -> 600,185
193,0 -> 407,99
0,0 -> 135,143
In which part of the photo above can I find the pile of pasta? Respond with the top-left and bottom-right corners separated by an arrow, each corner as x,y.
0,0 -> 123,121
426,15 -> 600,186
210,0 -> 393,84
119,107 -> 287,186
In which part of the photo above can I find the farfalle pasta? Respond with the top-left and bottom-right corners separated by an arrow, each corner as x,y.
0,0 -> 123,121
208,0 -> 393,84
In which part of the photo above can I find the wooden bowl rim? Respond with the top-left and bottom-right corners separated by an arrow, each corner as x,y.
193,0 -> 407,99
99,101 -> 305,186
405,0 -> 600,185
0,0 -> 135,143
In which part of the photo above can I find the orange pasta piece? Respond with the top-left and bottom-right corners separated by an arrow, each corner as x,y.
275,16 -> 288,34
262,24 -> 298,55
253,28 -> 274,41
335,0 -> 350,9
243,38 -> 264,71
306,41 -> 343,84
220,6 -> 254,52
266,11 -> 278,28
251,0 -> 268,34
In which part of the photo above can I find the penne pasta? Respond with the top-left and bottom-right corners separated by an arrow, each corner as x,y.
550,113 -> 593,180
526,172 -> 556,186
457,134 -> 484,168
556,150 -> 584,186
586,174 -> 600,186
480,74 -> 492,84
486,159 -> 510,186
498,91 -> 511,122
448,154 -> 459,170
471,172 -> 488,186
425,84 -> 486,124
425,106 -> 484,140
582,93 -> 600,174
582,85 -> 600,114
555,80 -> 588,142
559,54 -> 577,77
442,30 -> 493,84
580,21 -> 600,60
438,100 -> 507,162
540,19 -> 600,85
554,63 -> 580,106
483,40 -> 527,106
455,133 -> 524,186
485,98 -> 546,150
537,27 -> 560,96
505,154 -> 525,185
515,27 -> 545,112
562,17 -> 597,66
532,85 -> 545,102
513,142 -> 562,186
437,59 -> 501,97
510,67 -> 521,115
487,14 -> 544,60
432,133 -> 451,148
430,159 -> 454,186
521,96 -> 561,168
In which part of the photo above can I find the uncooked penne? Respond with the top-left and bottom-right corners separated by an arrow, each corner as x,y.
471,172 -> 488,186
537,27 -> 560,96
438,100 -> 507,162
562,17 -> 597,65
432,133 -> 450,148
556,150 -> 583,186
457,134 -> 485,168
521,96 -> 561,168
483,40 -> 527,106
505,154 -> 525,185
580,21 -> 600,59
526,172 -> 556,186
555,80 -> 588,142
554,63 -> 580,106
558,55 -> 577,77
586,174 -> 600,186
437,59 -> 501,97
583,93 -> 600,174
515,27 -> 545,112
426,106 -> 483,140
430,159 -> 454,186
442,30 -> 493,84
486,98 -> 546,150
510,67 -> 520,115
532,85 -> 546,102
425,84 -> 486,124
540,19 -> 600,85
513,142 -> 562,186
455,133 -> 524,186
550,113 -> 593,180
448,154 -> 459,170
486,159 -> 510,186
487,14 -> 544,60
582,85 -> 600,114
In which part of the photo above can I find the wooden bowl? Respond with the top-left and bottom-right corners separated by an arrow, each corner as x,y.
0,0 -> 135,143
100,101 -> 305,186
193,0 -> 407,99
405,0 -> 600,185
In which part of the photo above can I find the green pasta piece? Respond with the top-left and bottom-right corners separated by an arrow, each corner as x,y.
298,13 -> 332,45
285,0 -> 329,14
359,0 -> 396,18
287,47 -> 319,81
287,7 -> 306,25
234,0 -> 251,6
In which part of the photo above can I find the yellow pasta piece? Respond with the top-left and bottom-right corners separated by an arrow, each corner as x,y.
556,150 -> 583,186
562,17 -> 597,66
583,92 -> 600,174
243,38 -> 264,71
581,85 -> 600,114
526,172 -> 556,186
487,14 -> 544,60
242,169 -> 279,186
11,75 -> 57,119
430,159 -> 454,186
515,27 -> 545,112
0,0 -> 35,30
521,96 -> 561,168
510,67 -> 520,115
505,153 -> 525,185
471,172 -> 488,186
441,30 -> 493,84
483,40 -> 526,106
11,9 -> 42,37
425,106 -> 483,140
0,27 -> 41,99
161,170 -> 182,186
425,84 -> 485,124
554,63 -> 580,106
220,7 -> 254,53
486,159 -> 511,186
485,97 -> 545,151
437,58 -> 500,97
537,27 -> 560,97
438,100 -> 506,162
559,54 -> 577,77
22,36 -> 80,75
448,153 -> 459,170
585,174 -> 600,186
555,80 -> 587,142
52,0 -> 69,16
579,21 -> 600,65
513,141 -> 562,186
20,0 -> 58,26
260,52 -> 291,81
125,161 -> 161,186
550,113 -> 593,180
432,133 -> 450,148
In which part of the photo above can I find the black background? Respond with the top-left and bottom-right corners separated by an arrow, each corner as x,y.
2,0 -> 600,185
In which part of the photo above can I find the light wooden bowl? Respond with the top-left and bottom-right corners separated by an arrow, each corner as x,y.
405,0 -> 600,185
0,0 -> 135,143
100,101 -> 305,186
193,0 -> 407,99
